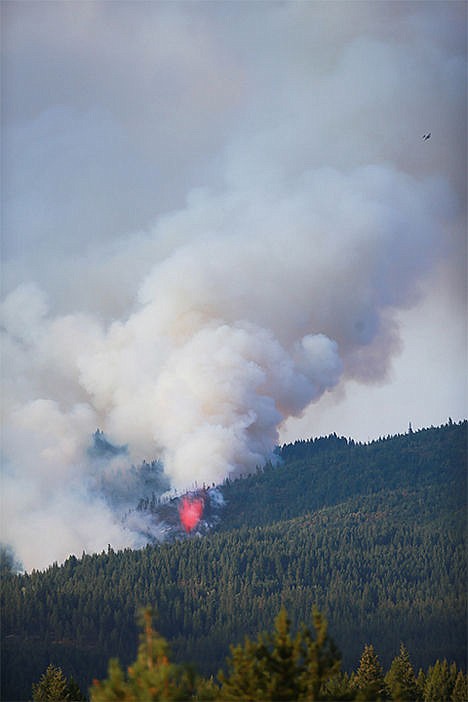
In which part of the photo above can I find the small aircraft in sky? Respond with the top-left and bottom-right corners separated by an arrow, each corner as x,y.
422,132 -> 431,140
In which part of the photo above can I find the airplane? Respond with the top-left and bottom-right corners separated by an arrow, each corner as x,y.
422,132 -> 431,140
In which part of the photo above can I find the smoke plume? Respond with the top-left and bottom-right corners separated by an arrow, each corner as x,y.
1,1 -> 465,570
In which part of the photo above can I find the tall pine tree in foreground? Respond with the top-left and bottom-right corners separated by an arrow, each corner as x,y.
91,609 -> 196,702
219,606 -> 342,701
352,644 -> 388,701
451,670 -> 468,702
32,664 -> 85,702
385,643 -> 419,701
423,659 -> 459,702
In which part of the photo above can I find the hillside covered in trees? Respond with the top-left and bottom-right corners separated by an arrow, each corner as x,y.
1,420 -> 466,701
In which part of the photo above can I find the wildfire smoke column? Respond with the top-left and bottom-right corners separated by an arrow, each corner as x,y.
1,1 -> 464,571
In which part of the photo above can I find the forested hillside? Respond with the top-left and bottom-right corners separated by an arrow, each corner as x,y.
218,421 -> 466,530
1,421 -> 466,701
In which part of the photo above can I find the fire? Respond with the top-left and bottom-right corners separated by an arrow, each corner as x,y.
179,495 -> 204,533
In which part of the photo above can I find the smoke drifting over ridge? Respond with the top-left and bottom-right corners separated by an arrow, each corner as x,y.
1,2 -> 465,570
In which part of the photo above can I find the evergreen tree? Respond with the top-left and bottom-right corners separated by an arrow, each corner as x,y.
423,659 -> 452,702
262,608 -> 302,701
451,670 -> 468,702
91,608 -> 195,701
66,677 -> 87,702
297,607 -> 343,700
353,644 -> 388,701
322,670 -> 355,701
416,669 -> 427,701
218,606 -> 343,700
32,664 -> 79,702
192,676 -> 219,701
218,608 -> 302,701
385,643 -> 419,701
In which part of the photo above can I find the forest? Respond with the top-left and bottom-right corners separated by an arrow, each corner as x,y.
32,607 -> 468,701
1,420 -> 466,701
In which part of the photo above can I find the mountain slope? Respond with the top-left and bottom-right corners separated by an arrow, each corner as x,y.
217,421 -> 466,530
1,421 -> 466,701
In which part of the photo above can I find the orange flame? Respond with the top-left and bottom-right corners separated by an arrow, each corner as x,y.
179,495 -> 204,533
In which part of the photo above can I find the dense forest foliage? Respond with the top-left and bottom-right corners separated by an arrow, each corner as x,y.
219,421 -> 466,530
1,421 -> 466,701
31,608 -> 468,701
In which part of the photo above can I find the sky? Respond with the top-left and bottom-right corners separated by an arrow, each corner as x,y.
1,1 -> 466,569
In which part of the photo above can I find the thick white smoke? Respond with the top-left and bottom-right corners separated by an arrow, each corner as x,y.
1,1 -> 465,569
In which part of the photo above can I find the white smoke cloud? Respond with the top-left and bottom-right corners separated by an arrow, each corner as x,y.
1,1 -> 465,570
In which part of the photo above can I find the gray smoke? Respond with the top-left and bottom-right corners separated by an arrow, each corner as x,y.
1,1 -> 465,570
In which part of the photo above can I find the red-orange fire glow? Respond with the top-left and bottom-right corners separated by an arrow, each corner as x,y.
179,495 -> 204,533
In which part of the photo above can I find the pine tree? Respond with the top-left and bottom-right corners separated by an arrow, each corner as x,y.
263,608 -> 302,701
218,608 -> 302,701
423,659 -> 452,702
218,636 -> 270,701
298,607 -> 343,700
385,643 -> 419,701
65,677 -> 86,702
322,670 -> 354,701
32,664 -> 69,702
451,671 -> 468,702
91,608 -> 195,701
192,675 -> 219,701
218,606 -> 343,701
415,669 -> 427,701
353,644 -> 388,701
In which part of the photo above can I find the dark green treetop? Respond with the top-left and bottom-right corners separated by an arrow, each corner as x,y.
352,643 -> 388,701
90,608 -> 195,702
385,643 -> 420,702
32,664 -> 85,702
218,606 -> 342,701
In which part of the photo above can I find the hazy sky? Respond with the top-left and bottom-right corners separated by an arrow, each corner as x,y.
1,1 -> 466,568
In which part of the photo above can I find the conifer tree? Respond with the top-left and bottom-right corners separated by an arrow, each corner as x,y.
32,664 -> 83,702
218,608 -> 302,701
352,644 -> 388,701
193,676 -> 219,701
297,607 -> 342,700
416,668 -> 427,700
423,659 -> 452,702
91,608 -> 195,701
65,677 -> 86,702
451,670 -> 468,702
385,643 -> 420,701
263,608 -> 302,701
218,635 -> 270,701
218,606 -> 343,701
322,670 -> 355,701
